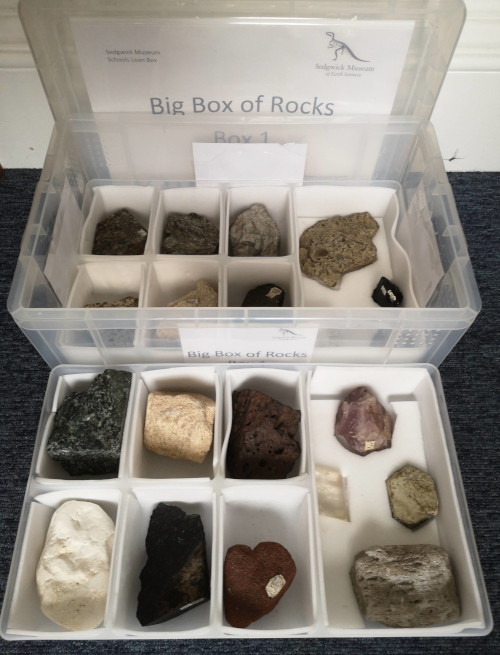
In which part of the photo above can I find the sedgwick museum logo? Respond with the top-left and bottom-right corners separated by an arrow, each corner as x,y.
316,31 -> 374,76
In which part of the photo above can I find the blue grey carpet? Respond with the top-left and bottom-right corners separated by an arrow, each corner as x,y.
0,169 -> 498,654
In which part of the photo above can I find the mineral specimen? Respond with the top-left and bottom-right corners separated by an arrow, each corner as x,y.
334,386 -> 393,456
168,280 -> 218,307
84,295 -> 138,308
224,541 -> 296,628
161,212 -> 219,255
350,544 -> 460,628
46,369 -> 132,476
92,208 -> 148,255
372,276 -> 403,307
229,204 -> 280,256
241,283 -> 285,307
144,391 -> 215,463
226,389 -> 301,479
137,503 -> 210,626
386,465 -> 439,529
36,500 -> 115,631
299,212 -> 379,288
315,465 -> 349,521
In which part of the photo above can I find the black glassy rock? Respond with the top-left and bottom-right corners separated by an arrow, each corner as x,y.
372,276 -> 403,307
137,503 -> 210,626
46,369 -> 132,475
161,212 -> 219,254
241,283 -> 285,307
92,208 -> 147,255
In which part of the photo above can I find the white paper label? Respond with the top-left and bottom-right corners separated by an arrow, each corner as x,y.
179,327 -> 318,363
71,19 -> 414,116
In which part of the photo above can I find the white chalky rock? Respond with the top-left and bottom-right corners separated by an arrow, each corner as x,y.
36,500 -> 115,631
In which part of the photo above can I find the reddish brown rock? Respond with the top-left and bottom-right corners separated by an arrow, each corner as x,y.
334,386 -> 393,456
224,541 -> 296,628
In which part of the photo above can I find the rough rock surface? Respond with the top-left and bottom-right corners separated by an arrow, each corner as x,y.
386,465 -> 439,529
84,295 -> 138,308
241,283 -> 285,307
161,212 -> 219,255
36,500 -> 115,631
299,212 -> 379,288
334,386 -> 393,456
229,204 -> 280,256
46,369 -> 132,476
144,391 -> 215,463
92,208 -> 147,255
372,276 -> 403,307
224,541 -> 296,628
137,503 -> 210,626
350,544 -> 460,627
226,389 -> 301,479
168,280 -> 218,307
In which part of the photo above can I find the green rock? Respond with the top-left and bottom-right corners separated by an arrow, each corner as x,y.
46,369 -> 132,476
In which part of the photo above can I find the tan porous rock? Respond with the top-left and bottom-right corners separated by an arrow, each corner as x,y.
36,500 -> 115,631
144,391 -> 215,463
167,280 -> 218,307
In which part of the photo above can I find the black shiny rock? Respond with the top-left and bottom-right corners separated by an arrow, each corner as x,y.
137,503 -> 210,626
372,276 -> 403,307
241,283 -> 285,307
46,369 -> 132,476
161,212 -> 219,255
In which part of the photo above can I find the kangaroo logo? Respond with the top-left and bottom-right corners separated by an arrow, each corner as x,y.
326,32 -> 369,62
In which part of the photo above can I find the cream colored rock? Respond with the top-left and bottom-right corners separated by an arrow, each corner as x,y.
36,500 -> 115,631
144,391 -> 215,463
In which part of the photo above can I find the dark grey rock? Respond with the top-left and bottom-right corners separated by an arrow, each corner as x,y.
92,208 -> 147,255
241,283 -> 285,307
46,369 -> 132,476
137,503 -> 210,626
350,544 -> 460,627
230,204 -> 280,256
386,465 -> 439,529
334,386 -> 393,456
227,389 -> 301,479
299,212 -> 379,288
161,212 -> 219,255
372,276 -> 403,307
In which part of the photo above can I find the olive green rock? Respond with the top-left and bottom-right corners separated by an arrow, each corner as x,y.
386,464 -> 439,529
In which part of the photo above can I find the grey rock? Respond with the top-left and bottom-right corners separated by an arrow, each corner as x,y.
92,208 -> 147,255
386,465 -> 439,529
299,212 -> 379,288
84,295 -> 138,308
230,204 -> 280,256
168,280 -> 218,307
350,544 -> 460,628
334,386 -> 393,456
161,212 -> 219,255
46,369 -> 132,476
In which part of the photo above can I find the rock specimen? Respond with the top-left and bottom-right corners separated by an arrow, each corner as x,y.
241,283 -> 285,307
350,544 -> 460,627
386,465 -> 439,529
84,295 -> 138,308
299,212 -> 379,288
137,503 -> 210,626
161,212 -> 219,255
144,391 -> 215,463
230,204 -> 280,256
334,386 -> 393,456
36,500 -> 115,631
224,541 -> 296,628
226,389 -> 301,479
168,280 -> 218,307
372,276 -> 403,307
315,465 -> 349,521
46,369 -> 132,476
92,208 -> 148,255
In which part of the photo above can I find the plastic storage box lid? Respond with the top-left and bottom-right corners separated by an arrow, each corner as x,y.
19,0 -> 466,124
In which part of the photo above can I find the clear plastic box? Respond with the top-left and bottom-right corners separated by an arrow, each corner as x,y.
0,364 -> 492,639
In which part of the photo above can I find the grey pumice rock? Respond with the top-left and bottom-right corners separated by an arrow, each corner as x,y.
230,204 -> 280,256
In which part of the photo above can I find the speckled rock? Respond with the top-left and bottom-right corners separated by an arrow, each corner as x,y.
84,295 -> 138,308
230,204 -> 280,256
299,212 -> 379,288
92,208 -> 147,255
144,391 -> 215,463
137,503 -> 210,626
224,541 -> 296,628
168,280 -> 218,307
241,283 -> 285,307
334,386 -> 393,456
46,369 -> 132,476
36,500 -> 115,631
350,544 -> 460,627
386,465 -> 439,529
161,212 -> 219,255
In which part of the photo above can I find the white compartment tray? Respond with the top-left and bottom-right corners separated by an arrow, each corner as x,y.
0,364 -> 491,639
